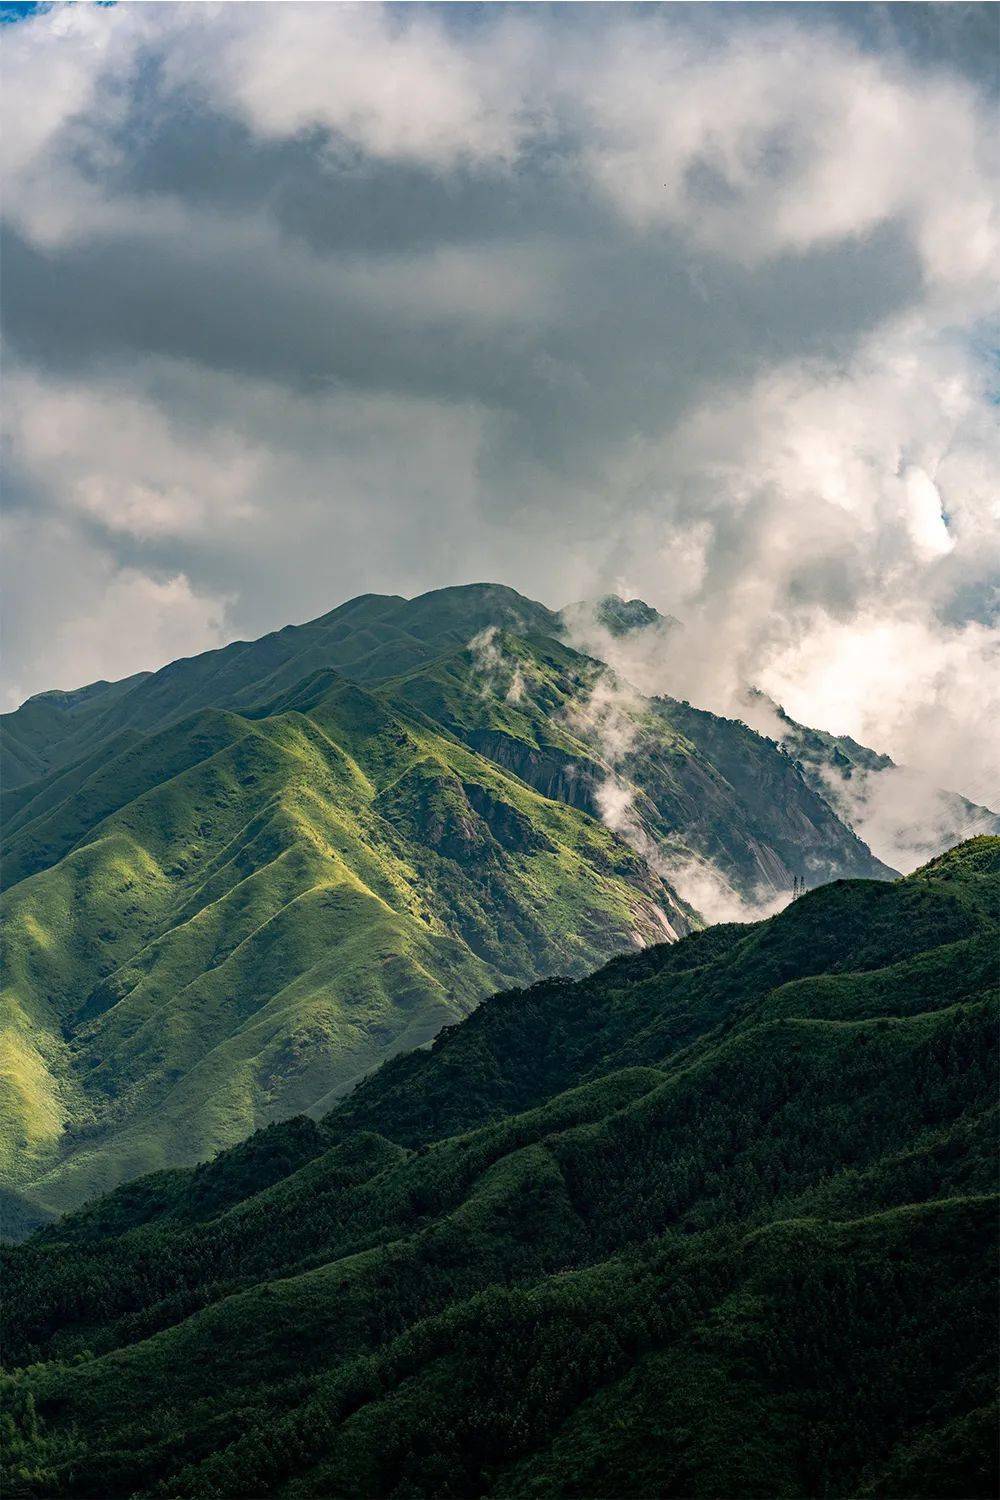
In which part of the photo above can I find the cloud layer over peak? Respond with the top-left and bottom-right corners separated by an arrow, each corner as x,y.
2,2 -> 997,804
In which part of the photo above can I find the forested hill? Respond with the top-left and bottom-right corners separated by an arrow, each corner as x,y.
3,837 -> 997,1500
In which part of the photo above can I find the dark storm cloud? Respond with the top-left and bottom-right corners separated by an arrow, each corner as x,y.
2,206 -> 923,485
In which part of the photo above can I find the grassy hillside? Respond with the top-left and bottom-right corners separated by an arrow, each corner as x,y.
0,587 -> 560,794
2,672 -> 691,1222
3,839 -> 996,1499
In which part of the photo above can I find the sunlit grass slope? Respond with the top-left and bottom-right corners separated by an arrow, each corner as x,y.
2,674 -> 691,1219
2,839 -> 996,1499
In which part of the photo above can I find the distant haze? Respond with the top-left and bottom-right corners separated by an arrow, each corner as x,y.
2,3 -> 997,804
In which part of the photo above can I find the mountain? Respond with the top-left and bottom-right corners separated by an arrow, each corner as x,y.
557,597 -> 999,872
753,696 -> 1000,871
0,587 -> 561,794
561,594 -> 680,637
0,585 -> 891,1227
1,671 -> 691,1225
384,628 -> 889,899
3,837 -> 997,1499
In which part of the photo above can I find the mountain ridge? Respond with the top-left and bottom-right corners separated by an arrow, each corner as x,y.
9,581 -> 988,872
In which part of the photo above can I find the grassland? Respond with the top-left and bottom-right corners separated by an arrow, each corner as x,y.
3,671 -> 690,1220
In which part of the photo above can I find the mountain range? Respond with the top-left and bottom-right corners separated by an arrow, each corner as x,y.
1,583 -> 991,1232
761,698 -> 1000,871
3,835 -> 997,1498
561,593 -> 1000,868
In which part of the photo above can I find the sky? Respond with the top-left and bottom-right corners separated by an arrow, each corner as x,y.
2,2 -> 998,805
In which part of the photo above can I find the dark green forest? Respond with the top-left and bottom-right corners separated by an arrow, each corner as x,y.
3,836 -> 998,1498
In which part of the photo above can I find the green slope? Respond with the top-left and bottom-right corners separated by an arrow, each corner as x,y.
2,673 -> 692,1220
382,626 -> 892,895
0,586 -> 561,794
2,839 -> 996,1499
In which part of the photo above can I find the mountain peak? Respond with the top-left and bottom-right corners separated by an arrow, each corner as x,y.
560,594 -> 680,638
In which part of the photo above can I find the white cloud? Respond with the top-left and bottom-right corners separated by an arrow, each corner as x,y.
559,316 -> 999,804
814,762 -> 999,877
0,3 -> 168,246
578,21 -> 997,296
0,4 -> 537,247
760,614 -> 1000,809
561,664 -> 790,922
184,3 -> 535,169
654,853 -> 789,927
901,467 -> 954,561
45,568 -> 231,695
467,627 -> 536,706
2,512 -> 232,706
2,356 -> 497,704
4,372 -> 262,539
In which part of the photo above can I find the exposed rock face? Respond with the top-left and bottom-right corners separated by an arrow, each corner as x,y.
375,770 -> 494,863
461,780 -> 553,854
464,729 -> 601,816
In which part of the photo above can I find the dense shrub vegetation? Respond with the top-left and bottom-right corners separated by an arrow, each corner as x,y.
2,837 -> 997,1498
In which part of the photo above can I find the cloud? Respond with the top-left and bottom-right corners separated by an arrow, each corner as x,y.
761,613 -> 1000,809
43,569 -> 232,698
578,19 -> 996,295
812,761 -> 1000,877
185,3 -> 536,169
562,662 -> 788,923
557,317 -> 999,803
1,2 -> 996,812
4,370 -> 262,539
0,2 -> 166,247
2,512 -> 231,707
652,853 -> 789,928
2,358 -> 494,704
592,761 -> 786,927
